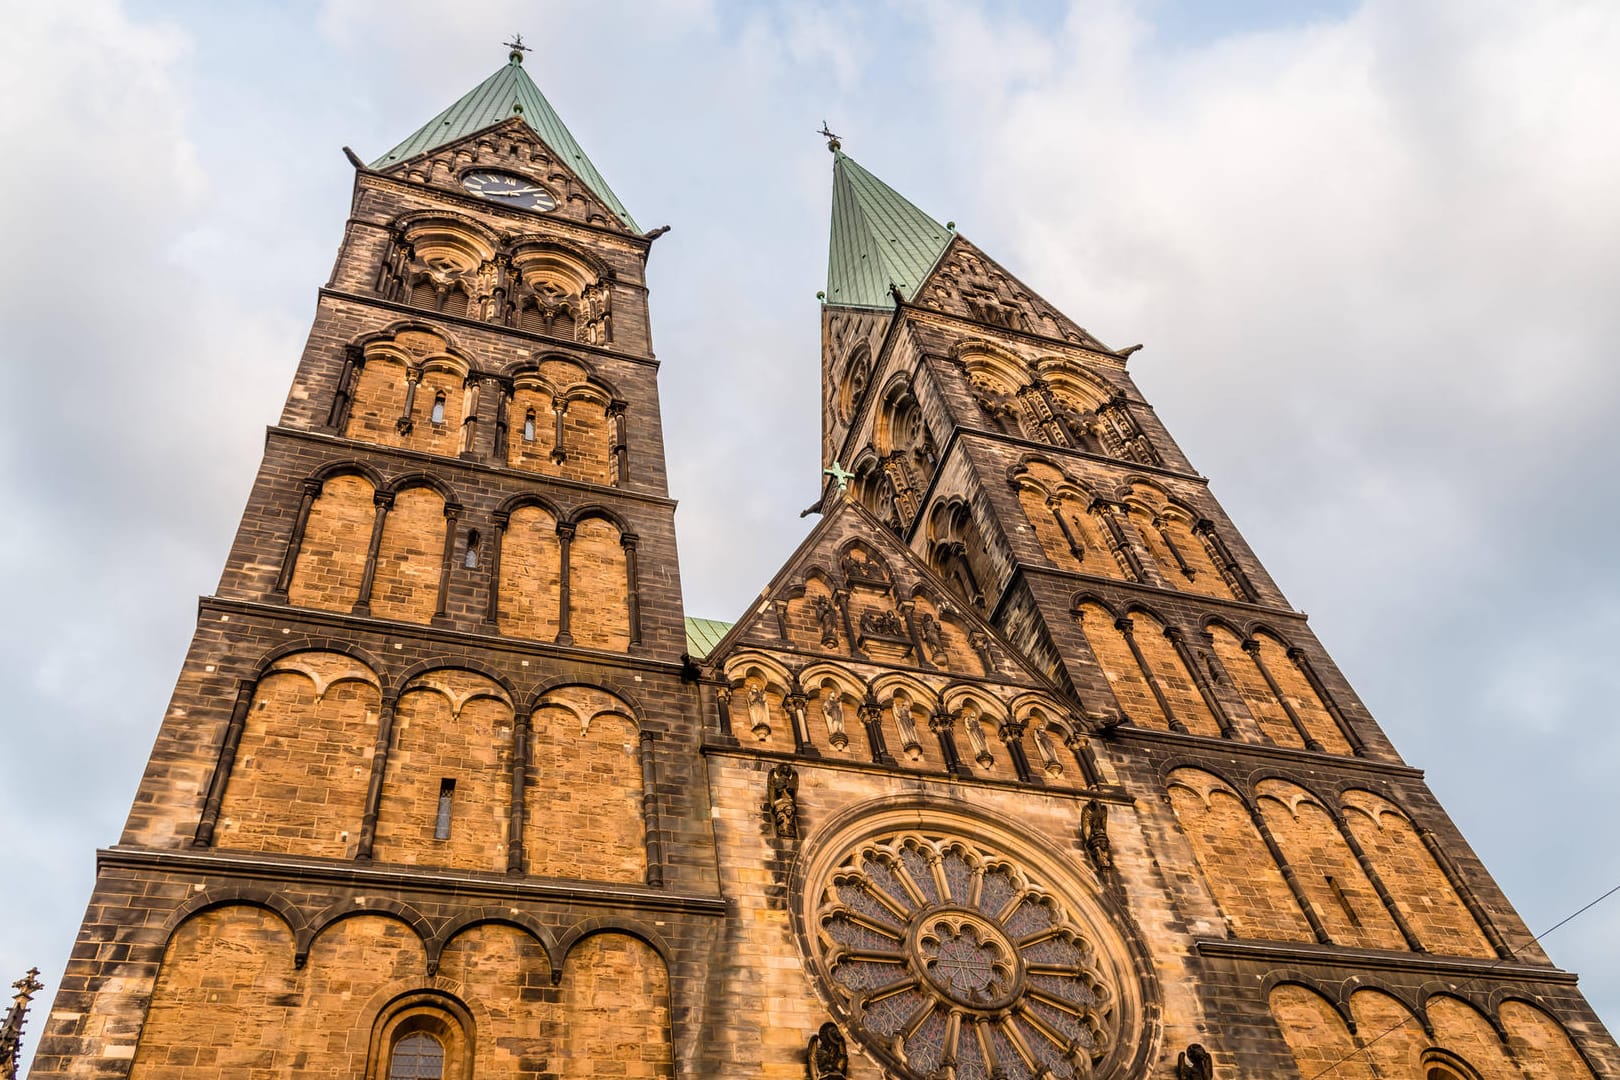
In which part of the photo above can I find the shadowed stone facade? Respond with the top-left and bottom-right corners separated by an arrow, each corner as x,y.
29,48 -> 1620,1080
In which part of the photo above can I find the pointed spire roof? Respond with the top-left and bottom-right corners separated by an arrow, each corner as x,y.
826,147 -> 953,310
371,46 -> 638,231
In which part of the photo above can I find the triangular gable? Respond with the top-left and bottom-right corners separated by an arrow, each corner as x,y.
914,235 -> 1111,352
393,118 -> 631,233
707,494 -> 1066,697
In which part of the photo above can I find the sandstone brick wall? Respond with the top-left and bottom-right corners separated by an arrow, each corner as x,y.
1341,788 -> 1494,958
286,473 -> 374,612
373,672 -> 513,872
215,653 -> 376,858
528,686 -> 645,883
369,484 -> 448,624
1166,769 -> 1314,941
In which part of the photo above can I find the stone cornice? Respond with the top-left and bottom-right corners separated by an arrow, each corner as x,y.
98,845 -> 727,916
197,595 -> 688,677
1193,937 -> 1575,984
1105,724 -> 1421,778
266,425 -> 678,509
701,741 -> 1134,805
1013,563 -> 1307,625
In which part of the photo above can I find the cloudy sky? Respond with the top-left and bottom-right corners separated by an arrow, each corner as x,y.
3,0 -> 1618,1065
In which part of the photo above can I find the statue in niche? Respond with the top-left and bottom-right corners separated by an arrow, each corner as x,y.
1175,1044 -> 1214,1080
860,608 -> 907,638
746,683 -> 771,741
1082,799 -> 1113,871
806,1021 -> 848,1080
813,594 -> 840,647
891,691 -> 923,760
764,762 -> 799,839
961,704 -> 994,768
840,546 -> 885,583
820,687 -> 849,751
917,613 -> 947,663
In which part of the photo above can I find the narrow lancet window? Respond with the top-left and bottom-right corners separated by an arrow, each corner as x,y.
463,529 -> 481,568
434,778 -> 456,840
431,391 -> 446,425
523,408 -> 536,442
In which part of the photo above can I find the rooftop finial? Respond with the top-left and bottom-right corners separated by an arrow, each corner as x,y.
0,967 -> 44,1080
818,121 -> 841,154
504,34 -> 531,64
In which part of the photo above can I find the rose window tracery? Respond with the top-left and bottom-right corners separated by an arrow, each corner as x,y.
809,832 -> 1122,1080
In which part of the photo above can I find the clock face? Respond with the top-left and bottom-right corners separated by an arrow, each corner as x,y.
460,170 -> 557,211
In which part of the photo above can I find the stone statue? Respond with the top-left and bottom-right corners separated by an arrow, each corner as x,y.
806,1020 -> 848,1080
859,608 -> 906,637
1176,1043 -> 1213,1080
813,594 -> 840,647
820,690 -> 849,750
764,762 -> 799,838
918,612 -> 947,662
747,684 -> 771,740
1082,799 -> 1113,871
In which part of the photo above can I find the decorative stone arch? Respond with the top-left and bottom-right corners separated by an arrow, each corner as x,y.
835,341 -> 874,424
790,795 -> 1159,1080
1161,760 -> 1247,805
309,458 -> 388,490
1416,988 -> 1508,1044
556,505 -> 639,649
950,337 -> 1032,388
523,680 -> 658,882
300,897 -> 433,970
722,652 -> 797,752
359,982 -> 483,1080
385,470 -> 461,504
1488,994 -> 1604,1076
161,890 -> 307,952
391,662 -> 515,712
524,673 -> 650,720
555,917 -> 677,984
426,909 -> 557,977
1260,972 -> 1360,1033
507,233 -> 614,282
250,637 -> 390,689
393,209 -> 502,254
356,318 -> 472,356
1034,359 -> 1116,409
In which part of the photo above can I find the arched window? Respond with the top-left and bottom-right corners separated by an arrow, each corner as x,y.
523,408 -> 536,442
463,529 -> 481,569
431,392 -> 446,425
365,993 -> 472,1080
389,1032 -> 444,1079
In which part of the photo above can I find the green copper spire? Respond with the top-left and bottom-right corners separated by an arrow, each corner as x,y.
371,45 -> 638,231
825,146 -> 953,310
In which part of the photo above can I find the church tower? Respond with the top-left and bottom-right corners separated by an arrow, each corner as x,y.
28,49 -> 1620,1080
767,140 -> 1620,1077
31,45 -> 718,1079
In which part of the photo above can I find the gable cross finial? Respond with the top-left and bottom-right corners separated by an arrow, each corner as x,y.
818,122 -> 842,154
823,461 -> 854,493
504,34 -> 531,64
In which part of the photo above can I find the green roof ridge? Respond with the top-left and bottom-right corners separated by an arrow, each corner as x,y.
684,616 -> 733,660
825,150 -> 952,310
371,55 -> 639,232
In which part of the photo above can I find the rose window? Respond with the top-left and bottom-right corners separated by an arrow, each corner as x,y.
808,832 -> 1121,1080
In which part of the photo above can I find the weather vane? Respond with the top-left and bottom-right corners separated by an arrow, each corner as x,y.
504,34 -> 531,62
818,121 -> 841,153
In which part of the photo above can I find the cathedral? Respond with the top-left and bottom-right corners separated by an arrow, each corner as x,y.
27,45 -> 1620,1080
